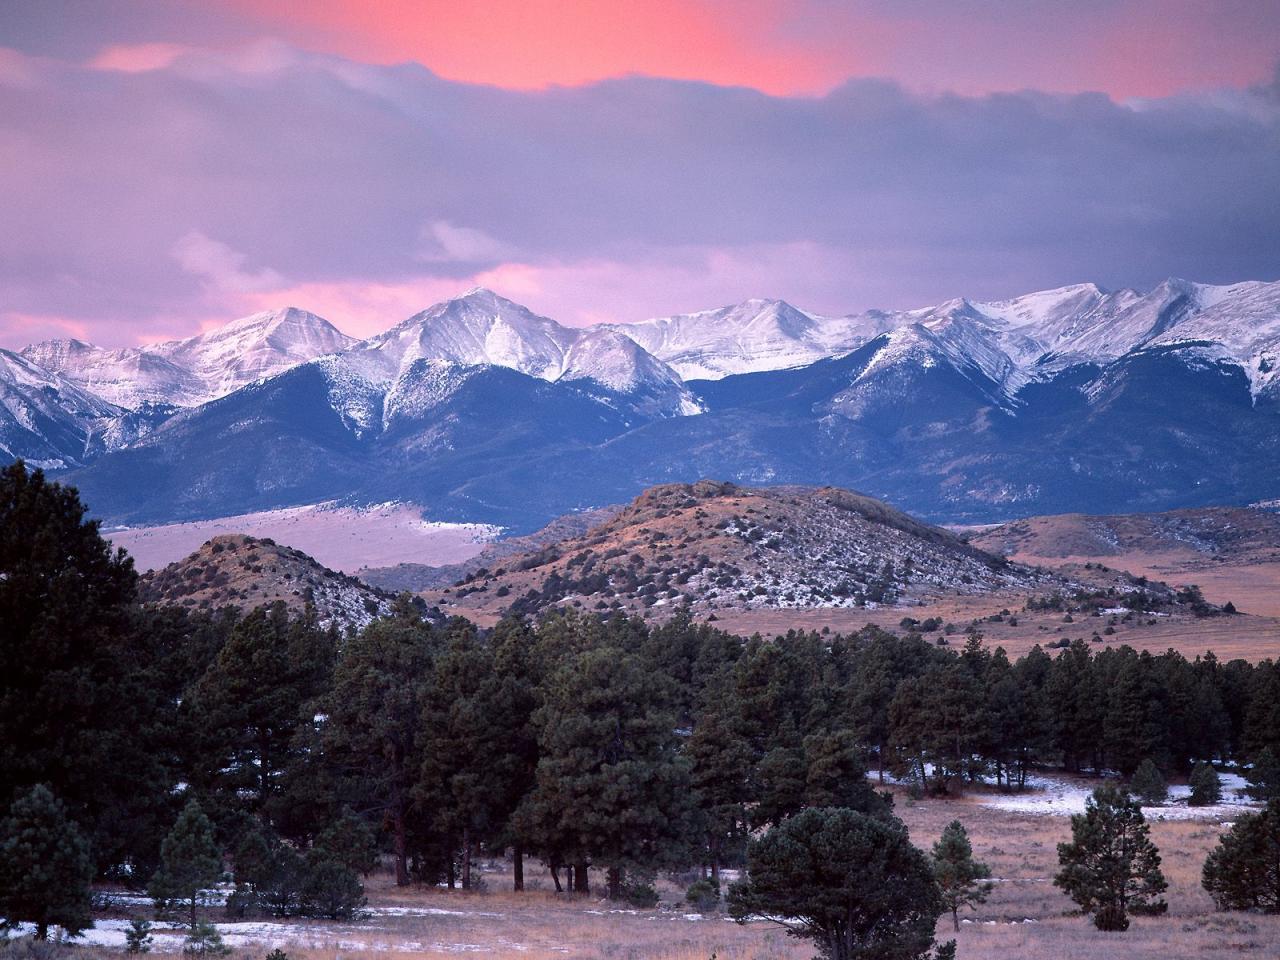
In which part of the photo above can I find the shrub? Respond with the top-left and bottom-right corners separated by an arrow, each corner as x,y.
182,922 -> 229,957
125,919 -> 153,954
624,881 -> 660,908
685,878 -> 720,912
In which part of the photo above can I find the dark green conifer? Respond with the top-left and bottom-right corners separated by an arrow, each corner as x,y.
931,820 -> 992,932
1055,784 -> 1167,931
0,784 -> 94,940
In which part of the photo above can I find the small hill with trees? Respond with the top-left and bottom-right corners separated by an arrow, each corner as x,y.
140,534 -> 403,629
429,480 -> 1068,618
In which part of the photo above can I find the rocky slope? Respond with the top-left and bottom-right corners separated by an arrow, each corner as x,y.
427,480 -> 1065,617
138,534 -> 403,629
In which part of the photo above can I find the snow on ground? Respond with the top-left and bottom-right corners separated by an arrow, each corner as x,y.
106,501 -> 500,573
980,769 -> 1259,820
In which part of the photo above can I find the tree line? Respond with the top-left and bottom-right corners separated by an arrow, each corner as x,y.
3,462 -> 1280,957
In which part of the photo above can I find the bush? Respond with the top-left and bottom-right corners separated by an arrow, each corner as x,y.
685,878 -> 720,912
301,856 -> 366,920
624,881 -> 660,908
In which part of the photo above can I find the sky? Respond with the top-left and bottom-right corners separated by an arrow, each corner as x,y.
1,0 -> 1279,347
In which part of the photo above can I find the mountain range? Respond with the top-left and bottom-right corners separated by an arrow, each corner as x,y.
4,278 -> 1279,530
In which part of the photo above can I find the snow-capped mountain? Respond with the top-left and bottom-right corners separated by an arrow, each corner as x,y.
23,307 -> 355,408
0,348 -> 123,468
9,276 -> 1280,532
341,288 -> 699,419
604,298 -> 893,380
825,278 -> 1280,409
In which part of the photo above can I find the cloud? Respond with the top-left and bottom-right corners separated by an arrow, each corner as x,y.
89,42 -> 191,73
417,221 -> 516,264
171,231 -> 284,294
0,42 -> 1277,347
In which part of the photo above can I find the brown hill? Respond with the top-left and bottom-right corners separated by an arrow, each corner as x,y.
970,506 -> 1280,566
427,480 -> 1064,619
139,534 -> 401,629
968,505 -> 1280,618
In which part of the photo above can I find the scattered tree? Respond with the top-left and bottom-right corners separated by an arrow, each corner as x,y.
1202,800 -> 1280,913
150,800 -> 223,929
1129,759 -> 1168,806
1246,747 -> 1280,803
1188,762 -> 1222,807
931,820 -> 993,932
728,807 -> 945,960
1055,784 -> 1168,931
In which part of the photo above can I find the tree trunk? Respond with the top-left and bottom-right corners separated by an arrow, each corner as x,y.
513,844 -> 524,892
574,861 -> 590,895
36,922 -> 48,941
462,828 -> 472,890
607,866 -> 623,900
392,810 -> 409,886
952,907 -> 960,932
550,860 -> 563,893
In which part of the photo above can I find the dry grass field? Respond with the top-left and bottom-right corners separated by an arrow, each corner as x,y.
710,592 -> 1280,663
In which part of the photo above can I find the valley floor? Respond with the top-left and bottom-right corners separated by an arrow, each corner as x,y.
105,503 -> 498,574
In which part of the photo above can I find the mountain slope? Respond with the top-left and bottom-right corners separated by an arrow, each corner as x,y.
606,298 -> 891,380
0,349 -> 124,468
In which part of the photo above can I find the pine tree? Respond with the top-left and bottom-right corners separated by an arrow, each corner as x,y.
803,729 -> 892,816
150,800 -> 223,929
1246,746 -> 1280,803
0,463 -> 173,872
1188,762 -> 1222,807
186,603 -> 336,825
931,820 -> 992,932
1054,784 -> 1167,931
0,784 -> 94,940
727,807 -> 945,960
518,645 -> 696,899
687,684 -> 754,882
1202,800 -> 1280,912
418,619 -> 533,890
1129,759 -> 1168,805
320,605 -> 434,886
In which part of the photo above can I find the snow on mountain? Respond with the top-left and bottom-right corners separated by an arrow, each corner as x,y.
345,288 -> 699,418
23,307 -> 355,409
833,278 -> 1280,408
0,348 -> 123,467
606,298 -> 893,380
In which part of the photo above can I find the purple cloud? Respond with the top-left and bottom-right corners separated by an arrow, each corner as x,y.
0,40 -> 1277,346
